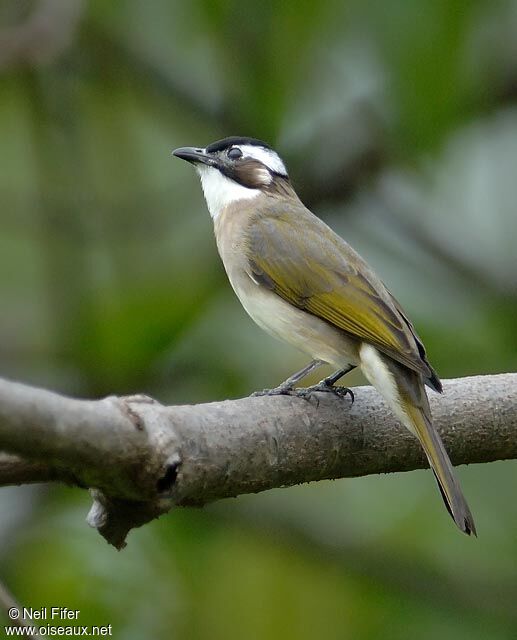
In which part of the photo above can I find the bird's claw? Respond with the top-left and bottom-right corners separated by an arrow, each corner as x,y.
294,383 -> 355,404
251,386 -> 296,397
251,383 -> 354,404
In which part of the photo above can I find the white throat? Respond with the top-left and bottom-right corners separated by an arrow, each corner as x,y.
197,165 -> 260,220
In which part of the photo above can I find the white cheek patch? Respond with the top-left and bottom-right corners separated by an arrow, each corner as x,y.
196,165 -> 260,220
238,145 -> 287,176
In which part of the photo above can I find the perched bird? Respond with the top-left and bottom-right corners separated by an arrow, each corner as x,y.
173,136 -> 475,535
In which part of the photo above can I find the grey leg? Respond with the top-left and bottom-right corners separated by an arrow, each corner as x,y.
321,365 -> 356,386
295,364 -> 357,403
251,359 -> 325,397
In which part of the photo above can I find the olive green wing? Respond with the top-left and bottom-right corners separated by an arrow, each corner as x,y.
387,293 -> 442,391
245,206 -> 433,379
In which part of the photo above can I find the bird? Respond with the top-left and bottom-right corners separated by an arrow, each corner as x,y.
172,136 -> 476,535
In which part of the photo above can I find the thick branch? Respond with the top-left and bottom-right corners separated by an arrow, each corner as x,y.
0,374 -> 515,547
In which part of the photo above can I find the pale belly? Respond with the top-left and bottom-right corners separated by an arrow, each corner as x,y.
213,205 -> 358,369
230,271 -> 359,369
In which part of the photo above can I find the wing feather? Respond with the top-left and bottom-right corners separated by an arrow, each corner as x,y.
245,204 -> 438,383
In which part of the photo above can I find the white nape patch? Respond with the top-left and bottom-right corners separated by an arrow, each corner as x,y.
238,145 -> 287,176
359,343 -> 415,435
196,165 -> 260,220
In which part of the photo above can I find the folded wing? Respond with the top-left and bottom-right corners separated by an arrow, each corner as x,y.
245,205 -> 440,390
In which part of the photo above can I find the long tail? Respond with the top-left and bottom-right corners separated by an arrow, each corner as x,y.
401,394 -> 476,535
359,343 -> 476,536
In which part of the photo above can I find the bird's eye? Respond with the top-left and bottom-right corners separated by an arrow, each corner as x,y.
227,147 -> 243,160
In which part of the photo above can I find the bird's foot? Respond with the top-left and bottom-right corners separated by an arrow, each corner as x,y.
251,384 -> 297,397
295,380 -> 355,404
251,381 -> 354,405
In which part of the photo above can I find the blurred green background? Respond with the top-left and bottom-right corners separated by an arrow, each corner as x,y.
1,0 -> 517,638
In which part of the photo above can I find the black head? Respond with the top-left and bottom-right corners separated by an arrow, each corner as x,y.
172,136 -> 289,189
205,136 -> 272,154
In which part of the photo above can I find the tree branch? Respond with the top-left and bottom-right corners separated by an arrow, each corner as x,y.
0,374 -> 515,548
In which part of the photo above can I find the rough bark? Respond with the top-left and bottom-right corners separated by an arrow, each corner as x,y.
0,373 -> 515,548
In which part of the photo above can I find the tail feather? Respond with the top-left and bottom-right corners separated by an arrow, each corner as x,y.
359,343 -> 476,536
403,400 -> 476,536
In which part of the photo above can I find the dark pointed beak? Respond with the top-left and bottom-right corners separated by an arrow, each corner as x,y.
172,146 -> 215,166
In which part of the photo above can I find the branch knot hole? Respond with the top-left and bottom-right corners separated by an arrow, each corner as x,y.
157,460 -> 180,493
